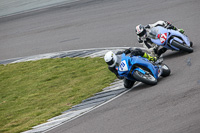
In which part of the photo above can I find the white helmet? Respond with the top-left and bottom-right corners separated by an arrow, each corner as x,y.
135,24 -> 147,38
104,51 -> 117,67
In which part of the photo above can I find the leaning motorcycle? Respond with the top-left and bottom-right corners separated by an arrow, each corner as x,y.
149,26 -> 193,54
117,53 -> 170,85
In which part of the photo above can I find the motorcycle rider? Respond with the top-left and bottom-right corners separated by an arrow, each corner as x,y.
135,20 -> 185,57
104,48 -> 157,89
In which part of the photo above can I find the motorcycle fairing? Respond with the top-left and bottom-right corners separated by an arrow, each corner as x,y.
150,26 -> 190,50
117,54 -> 159,80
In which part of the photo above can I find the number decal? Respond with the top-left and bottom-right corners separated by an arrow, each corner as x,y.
119,60 -> 128,71
158,33 -> 167,44
120,62 -> 125,70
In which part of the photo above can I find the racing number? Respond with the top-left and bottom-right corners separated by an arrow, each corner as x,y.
120,61 -> 125,71
119,60 -> 128,71
158,33 -> 167,43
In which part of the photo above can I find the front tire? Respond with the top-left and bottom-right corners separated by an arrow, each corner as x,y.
123,78 -> 135,89
171,40 -> 193,53
133,70 -> 157,85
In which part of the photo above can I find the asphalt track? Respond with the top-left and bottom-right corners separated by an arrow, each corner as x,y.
1,0 -> 200,133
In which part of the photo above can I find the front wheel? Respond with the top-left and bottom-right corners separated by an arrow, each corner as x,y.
171,40 -> 193,53
133,70 -> 157,85
123,78 -> 135,89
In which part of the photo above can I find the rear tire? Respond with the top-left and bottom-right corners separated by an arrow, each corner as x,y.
171,40 -> 193,53
161,64 -> 170,77
133,70 -> 157,85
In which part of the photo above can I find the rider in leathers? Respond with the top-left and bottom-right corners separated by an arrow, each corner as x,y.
135,20 -> 185,57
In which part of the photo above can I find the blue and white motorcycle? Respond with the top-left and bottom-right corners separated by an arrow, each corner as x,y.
149,26 -> 193,54
117,53 -> 170,85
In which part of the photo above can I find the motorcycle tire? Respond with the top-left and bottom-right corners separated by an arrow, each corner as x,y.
133,70 -> 157,85
171,40 -> 193,53
161,64 -> 170,77
123,78 -> 135,89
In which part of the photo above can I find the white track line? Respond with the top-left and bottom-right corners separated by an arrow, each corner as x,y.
44,82 -> 141,133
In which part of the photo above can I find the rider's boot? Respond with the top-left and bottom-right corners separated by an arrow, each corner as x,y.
157,47 -> 167,58
178,29 -> 185,34
143,52 -> 157,62
169,24 -> 185,34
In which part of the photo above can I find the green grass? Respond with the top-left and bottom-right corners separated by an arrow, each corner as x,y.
0,57 -> 116,133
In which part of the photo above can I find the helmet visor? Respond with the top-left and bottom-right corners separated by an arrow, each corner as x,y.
106,58 -> 115,66
138,28 -> 146,37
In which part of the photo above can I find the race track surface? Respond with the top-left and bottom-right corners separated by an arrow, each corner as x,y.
1,0 -> 200,133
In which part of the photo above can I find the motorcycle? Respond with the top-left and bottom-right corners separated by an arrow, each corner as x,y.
149,26 -> 193,54
117,53 -> 170,85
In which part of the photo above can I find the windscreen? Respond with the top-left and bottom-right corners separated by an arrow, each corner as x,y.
148,27 -> 159,39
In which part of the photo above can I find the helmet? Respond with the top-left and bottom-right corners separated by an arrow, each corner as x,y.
135,24 -> 147,38
104,51 -> 118,67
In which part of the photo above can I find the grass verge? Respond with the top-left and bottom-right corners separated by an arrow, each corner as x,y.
0,57 -> 116,133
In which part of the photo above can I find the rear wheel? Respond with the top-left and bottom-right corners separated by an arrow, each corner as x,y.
171,40 -> 193,53
133,70 -> 157,85
161,64 -> 170,77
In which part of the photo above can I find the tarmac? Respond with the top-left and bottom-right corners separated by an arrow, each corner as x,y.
0,0 -> 80,17
1,0 -> 200,132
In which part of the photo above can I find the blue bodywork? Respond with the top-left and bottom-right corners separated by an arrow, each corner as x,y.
116,53 -> 160,81
150,26 -> 190,51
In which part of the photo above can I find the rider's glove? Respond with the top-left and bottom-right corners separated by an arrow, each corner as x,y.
124,48 -> 131,54
144,24 -> 150,29
165,21 -> 171,25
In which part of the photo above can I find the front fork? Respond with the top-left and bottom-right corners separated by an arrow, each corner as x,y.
133,66 -> 161,80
